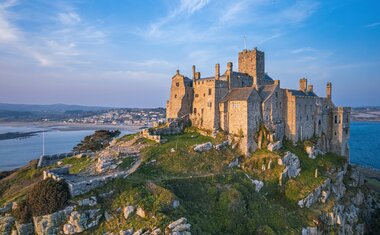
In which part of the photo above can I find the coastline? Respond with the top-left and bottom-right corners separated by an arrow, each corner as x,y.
0,121 -> 150,132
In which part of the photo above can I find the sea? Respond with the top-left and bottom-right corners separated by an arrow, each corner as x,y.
0,122 -> 379,172
0,124 -> 133,171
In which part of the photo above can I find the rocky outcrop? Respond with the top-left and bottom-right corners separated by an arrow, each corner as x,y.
33,206 -> 74,235
119,228 -> 134,235
0,203 -> 13,214
349,168 -> 364,187
0,215 -> 15,235
305,146 -> 323,159
280,152 -> 301,179
136,207 -> 146,218
298,179 -> 331,208
15,222 -> 34,235
244,173 -> 264,192
167,218 -> 191,235
301,227 -> 318,235
96,157 -> 118,174
331,170 -> 346,200
193,142 -> 212,152
63,209 -> 102,234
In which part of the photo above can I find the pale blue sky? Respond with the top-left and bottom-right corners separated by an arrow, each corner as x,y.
0,0 -> 379,107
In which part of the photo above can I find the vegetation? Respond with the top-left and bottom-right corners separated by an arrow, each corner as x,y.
26,178 -> 70,216
61,156 -> 92,174
73,130 -> 121,152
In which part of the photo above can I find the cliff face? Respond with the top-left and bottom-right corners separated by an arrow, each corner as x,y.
0,130 -> 379,235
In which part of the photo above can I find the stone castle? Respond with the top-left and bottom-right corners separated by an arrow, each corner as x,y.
166,48 -> 351,158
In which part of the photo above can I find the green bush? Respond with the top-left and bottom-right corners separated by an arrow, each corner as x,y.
13,200 -> 32,223
26,178 -> 70,216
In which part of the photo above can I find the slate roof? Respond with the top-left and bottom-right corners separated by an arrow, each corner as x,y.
220,87 -> 256,102
258,84 -> 276,100
286,89 -> 318,97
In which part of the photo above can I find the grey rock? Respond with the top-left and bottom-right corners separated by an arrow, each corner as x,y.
172,200 -> 180,209
123,206 -> 135,220
136,207 -> 146,218
0,215 -> 15,235
167,218 -> 187,230
119,228 -> 133,235
16,222 -> 34,235
104,211 -> 113,222
193,142 -> 212,152
267,141 -> 282,152
78,196 -> 97,206
214,141 -> 229,150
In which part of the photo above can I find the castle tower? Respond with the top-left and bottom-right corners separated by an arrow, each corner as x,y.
238,48 -> 265,84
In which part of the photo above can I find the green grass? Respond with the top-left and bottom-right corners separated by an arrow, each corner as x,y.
118,157 -> 136,170
281,140 -> 347,202
61,156 -> 92,174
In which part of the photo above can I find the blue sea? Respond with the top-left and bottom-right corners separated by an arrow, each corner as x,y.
349,122 -> 380,170
0,122 -> 379,172
0,124 -> 133,171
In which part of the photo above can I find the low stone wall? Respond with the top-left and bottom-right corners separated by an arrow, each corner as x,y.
38,152 -> 95,168
43,167 -> 70,181
141,129 -> 162,143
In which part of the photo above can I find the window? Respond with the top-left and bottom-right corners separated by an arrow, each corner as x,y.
193,108 -> 197,114
334,115 -> 337,124
208,89 -> 212,95
275,92 -> 278,98
201,108 -> 204,113
195,94 -> 199,98
307,115 -> 309,121
334,131 -> 337,136
203,93 -> 205,97
318,120 -> 321,126
207,102 -> 212,108
174,94 -> 177,98
232,103 -> 240,109
176,82 -> 179,87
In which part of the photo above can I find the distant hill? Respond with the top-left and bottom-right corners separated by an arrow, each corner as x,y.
0,103 -> 112,112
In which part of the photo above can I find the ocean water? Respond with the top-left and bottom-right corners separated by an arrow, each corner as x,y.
0,122 -> 379,172
349,122 -> 380,169
0,125 -> 132,171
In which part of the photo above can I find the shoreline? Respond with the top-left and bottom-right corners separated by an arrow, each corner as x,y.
0,121 -> 150,132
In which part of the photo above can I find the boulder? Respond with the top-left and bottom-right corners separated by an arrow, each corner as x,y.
0,215 -> 15,235
63,209 -> 102,234
267,141 -> 282,152
228,158 -> 239,168
78,196 -> 97,206
0,202 -> 13,214
282,152 -> 301,179
119,228 -> 133,235
172,224 -> 191,232
104,211 -> 113,221
151,228 -> 161,235
301,227 -> 318,235
172,200 -> 180,209
193,142 -> 212,152
214,141 -> 229,150
252,180 -> 264,192
136,207 -> 146,218
16,222 -> 34,235
33,206 -> 74,235
123,206 -> 135,219
132,229 -> 143,235
167,218 -> 187,230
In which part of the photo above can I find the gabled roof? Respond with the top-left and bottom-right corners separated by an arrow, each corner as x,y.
258,84 -> 277,101
220,87 -> 258,102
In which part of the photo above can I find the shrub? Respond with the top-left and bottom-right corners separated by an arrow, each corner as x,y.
26,178 -> 70,216
13,200 -> 32,223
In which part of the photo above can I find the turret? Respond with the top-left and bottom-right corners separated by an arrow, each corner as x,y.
215,63 -> 220,80
299,78 -> 307,93
326,82 -> 332,100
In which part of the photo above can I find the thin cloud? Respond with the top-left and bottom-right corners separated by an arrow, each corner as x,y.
291,47 -> 318,54
365,22 -> 380,28
58,12 -> 81,25
259,33 -> 282,45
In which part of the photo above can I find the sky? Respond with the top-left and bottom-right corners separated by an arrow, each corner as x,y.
0,0 -> 379,108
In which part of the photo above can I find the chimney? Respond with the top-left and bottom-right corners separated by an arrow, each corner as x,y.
215,63 -> 220,80
299,78 -> 307,92
326,82 -> 332,100
227,62 -> 233,72
307,84 -> 313,93
195,72 -> 201,80
274,80 -> 280,87
176,69 -> 180,75
192,65 -> 196,80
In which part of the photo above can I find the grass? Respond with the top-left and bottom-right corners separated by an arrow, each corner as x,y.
118,157 -> 136,170
61,156 -> 92,174
281,140 -> 347,202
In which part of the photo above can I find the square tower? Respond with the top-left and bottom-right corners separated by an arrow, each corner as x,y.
238,48 -> 265,83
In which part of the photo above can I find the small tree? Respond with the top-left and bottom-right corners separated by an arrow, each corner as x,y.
27,178 -> 70,216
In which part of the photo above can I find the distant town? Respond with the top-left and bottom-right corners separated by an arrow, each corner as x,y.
62,108 -> 166,126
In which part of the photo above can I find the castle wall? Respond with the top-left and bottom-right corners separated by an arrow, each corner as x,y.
294,96 -> 319,141
283,91 -> 297,142
166,74 -> 193,120
262,85 -> 284,142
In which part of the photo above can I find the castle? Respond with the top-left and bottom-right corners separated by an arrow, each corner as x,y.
166,48 -> 351,158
